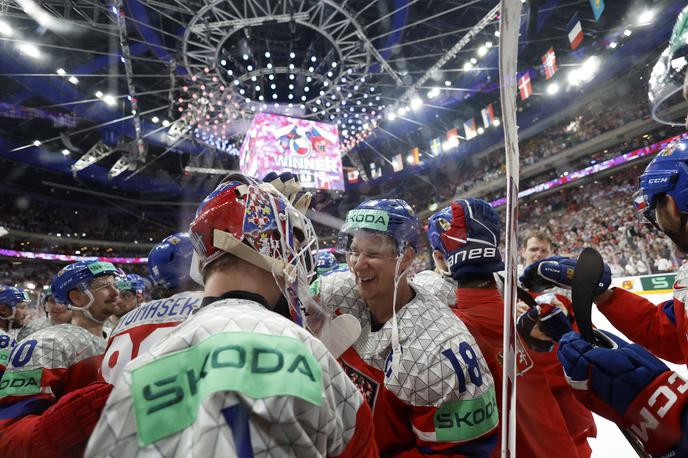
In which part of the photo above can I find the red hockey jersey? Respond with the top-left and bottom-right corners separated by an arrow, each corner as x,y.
454,288 -> 595,458
0,324 -> 105,457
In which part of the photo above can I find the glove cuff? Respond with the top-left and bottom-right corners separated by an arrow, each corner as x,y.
624,371 -> 688,455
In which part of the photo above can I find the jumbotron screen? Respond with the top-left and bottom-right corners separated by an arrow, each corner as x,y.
239,112 -> 344,190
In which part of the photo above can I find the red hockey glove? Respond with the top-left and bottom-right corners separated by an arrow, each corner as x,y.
32,382 -> 113,458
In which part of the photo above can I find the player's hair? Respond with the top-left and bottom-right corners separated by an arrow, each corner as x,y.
202,252 -> 242,283
521,230 -> 554,250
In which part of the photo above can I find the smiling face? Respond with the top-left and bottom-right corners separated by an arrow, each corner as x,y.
45,296 -> 72,325
69,275 -> 120,322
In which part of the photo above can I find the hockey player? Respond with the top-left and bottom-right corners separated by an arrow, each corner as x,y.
430,198 -> 595,457
100,232 -> 202,384
87,174 -> 377,457
411,205 -> 458,307
114,273 -> 146,317
0,260 -> 120,458
43,291 -> 72,325
312,198 -> 498,456
0,286 -> 29,377
530,9 -> 688,456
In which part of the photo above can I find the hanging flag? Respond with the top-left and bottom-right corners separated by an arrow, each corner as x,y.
463,118 -> 477,140
407,147 -> 420,166
542,47 -> 557,80
445,128 -> 459,149
518,72 -> 533,101
566,13 -> 583,49
391,153 -> 404,172
345,167 -> 360,183
589,0 -> 604,21
481,104 -> 495,128
430,137 -> 443,155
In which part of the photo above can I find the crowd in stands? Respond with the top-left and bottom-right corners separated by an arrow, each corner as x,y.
0,195 -> 176,243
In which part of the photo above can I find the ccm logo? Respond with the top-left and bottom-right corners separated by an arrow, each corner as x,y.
630,372 -> 688,442
446,247 -> 497,267
648,177 -> 670,184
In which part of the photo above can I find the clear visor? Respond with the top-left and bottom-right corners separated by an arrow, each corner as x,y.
632,190 -> 662,231
649,46 -> 688,126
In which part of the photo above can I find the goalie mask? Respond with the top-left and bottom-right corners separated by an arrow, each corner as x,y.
189,173 -> 318,328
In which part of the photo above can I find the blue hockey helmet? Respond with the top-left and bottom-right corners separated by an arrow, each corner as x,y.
50,260 -> 118,305
427,206 -> 453,252
634,138 -> 688,229
147,232 -> 194,289
0,286 -> 30,321
316,250 -> 338,274
117,273 -> 147,295
337,198 -> 421,255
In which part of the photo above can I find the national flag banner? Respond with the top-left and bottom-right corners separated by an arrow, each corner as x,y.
345,167 -> 359,183
589,0 -> 604,21
542,47 -> 557,80
463,118 -> 477,140
566,13 -> 583,49
391,153 -> 404,172
481,104 -> 495,128
446,128 -> 459,149
408,147 -> 420,166
430,137 -> 442,156
518,72 -> 533,101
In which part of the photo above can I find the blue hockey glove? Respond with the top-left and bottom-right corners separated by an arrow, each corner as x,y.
520,256 -> 611,295
558,330 -> 688,456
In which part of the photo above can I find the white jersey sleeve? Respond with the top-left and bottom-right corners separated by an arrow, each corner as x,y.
86,298 -> 374,457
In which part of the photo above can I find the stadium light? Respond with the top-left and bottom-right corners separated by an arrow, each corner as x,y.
581,56 -> 600,79
95,90 -> 103,98
623,29 -> 632,37
68,76 -> 79,85
637,10 -> 655,25
56,68 -> 66,76
428,88 -> 440,98
264,51 -> 270,58
103,94 -> 116,106
546,83 -> 559,95
151,116 -> 159,123
387,111 -> 397,121
247,65 -> 253,71
289,52 -> 296,59
470,58 -> 477,64
0,21 -> 13,37
242,53 -> 249,60
17,43 -> 41,58
444,80 -> 452,86
61,149 -> 70,156
33,140 -> 41,146
493,119 -> 501,127
485,41 -> 493,48
609,42 -> 618,49
477,46 -> 487,57
410,97 -> 423,110
162,119 -> 170,127
463,62 -> 473,71
406,154 -> 414,164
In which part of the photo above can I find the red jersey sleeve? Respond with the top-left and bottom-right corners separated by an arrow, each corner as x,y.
597,288 -> 685,364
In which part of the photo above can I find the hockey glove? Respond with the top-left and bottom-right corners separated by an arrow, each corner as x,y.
558,330 -> 688,456
32,382 -> 113,457
439,199 -> 504,281
517,299 -> 572,352
520,256 -> 611,295
262,171 -> 312,213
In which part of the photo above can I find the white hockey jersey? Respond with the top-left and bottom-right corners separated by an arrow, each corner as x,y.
86,295 -> 377,458
313,271 -> 498,456
412,270 -> 458,307
101,291 -> 202,384
0,328 -> 16,377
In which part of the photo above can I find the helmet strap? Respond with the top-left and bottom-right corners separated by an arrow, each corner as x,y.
67,290 -> 107,324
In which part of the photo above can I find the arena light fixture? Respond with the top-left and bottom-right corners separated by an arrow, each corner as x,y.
0,21 -> 14,37
485,41 -> 493,48
623,29 -> 632,37
477,127 -> 485,135
609,42 -> 618,49
428,88 -> 440,98
95,90 -> 103,98
220,59 -> 226,66
477,46 -> 487,57
247,65 -> 253,71
493,119 -> 501,127
162,119 -> 170,127
151,116 -> 159,123
546,82 -> 560,95
68,76 -> 79,85
33,140 -> 41,146
387,111 -> 397,121
61,149 -> 70,156
410,97 -> 423,110
470,57 -> 477,64
637,10 -> 655,25
444,80 -> 451,86
463,62 -> 473,71
267,63 -> 273,69
56,68 -> 66,76
290,52 -> 296,59
17,43 -> 41,58
264,51 -> 270,58
242,53 -> 249,60
103,94 -> 116,106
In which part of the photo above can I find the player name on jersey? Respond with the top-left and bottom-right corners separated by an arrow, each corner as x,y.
117,292 -> 200,331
